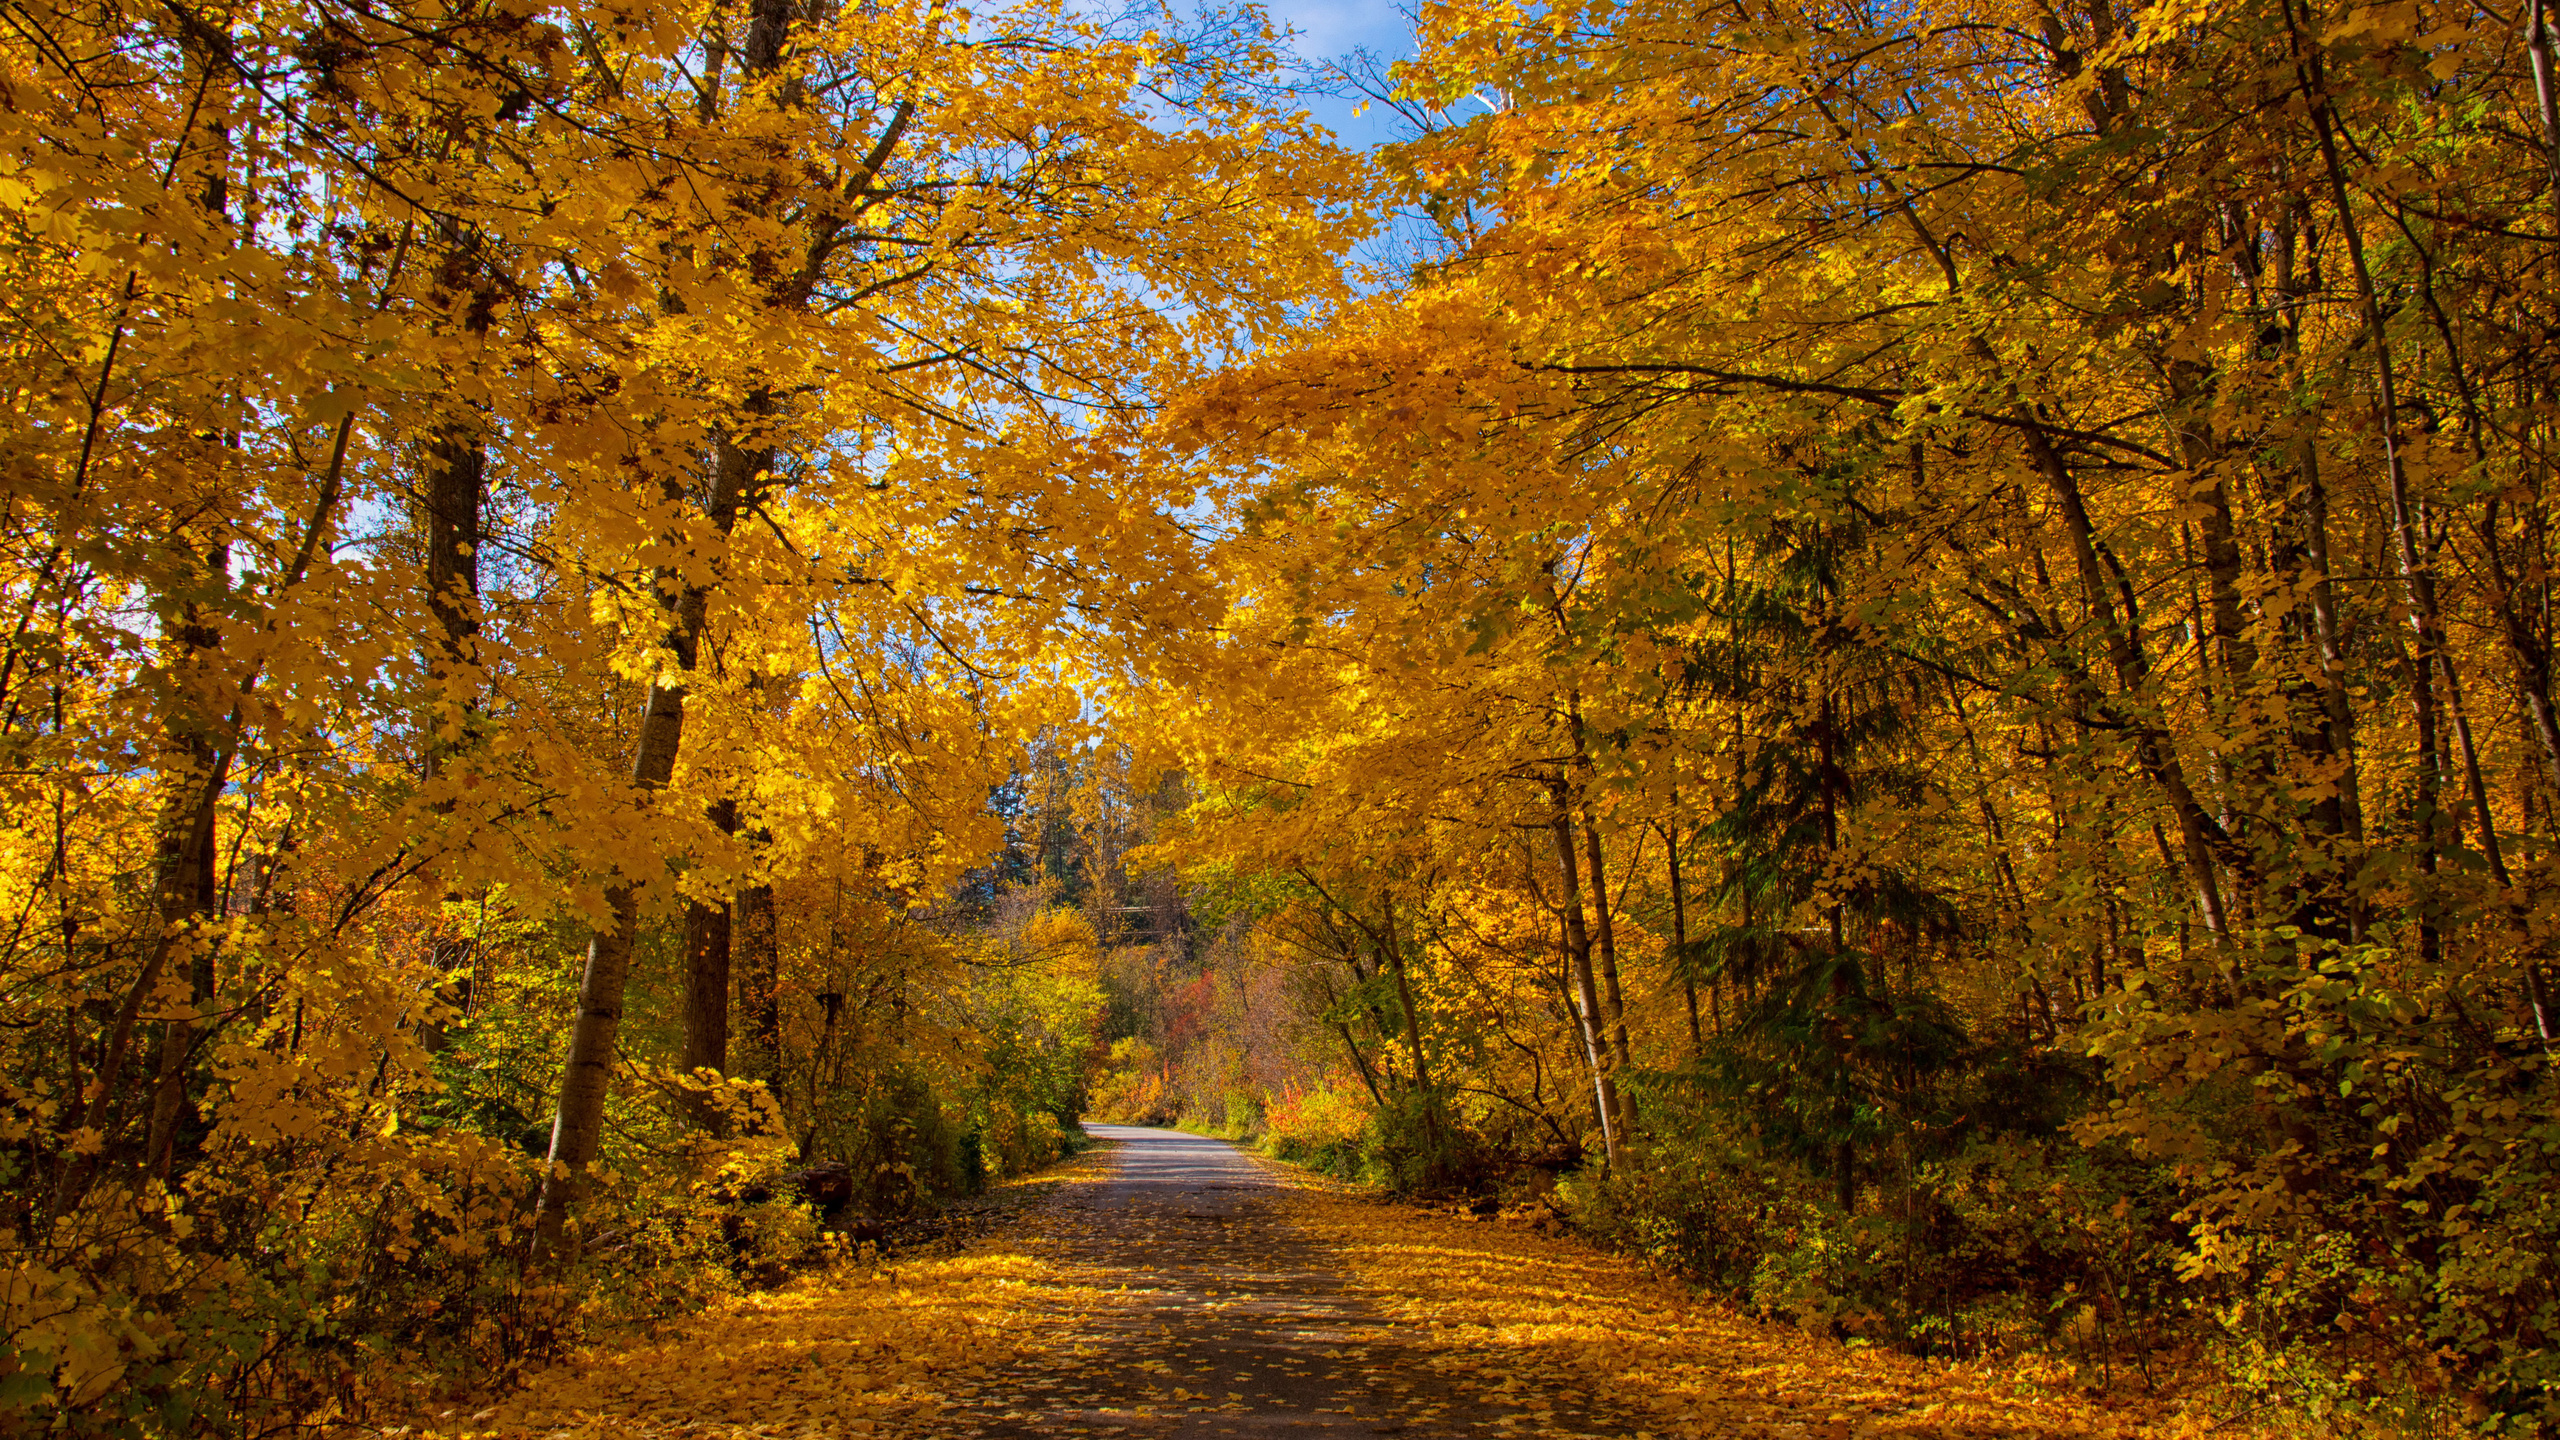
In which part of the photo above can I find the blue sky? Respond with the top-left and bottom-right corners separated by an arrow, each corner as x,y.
1264,0 -> 1411,58
1261,1 -> 1419,150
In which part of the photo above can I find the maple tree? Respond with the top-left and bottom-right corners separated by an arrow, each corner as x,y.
5,0 -> 2560,1430
1119,0 -> 2560,1425
0,0 -> 1358,1428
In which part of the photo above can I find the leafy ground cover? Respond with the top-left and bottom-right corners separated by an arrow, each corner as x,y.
357,1156 -> 1116,1440
1290,1182 -> 2213,1440
358,1129 -> 2237,1440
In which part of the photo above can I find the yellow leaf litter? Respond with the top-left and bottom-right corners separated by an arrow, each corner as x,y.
1279,1174 -> 2235,1440
359,1142 -> 2265,1440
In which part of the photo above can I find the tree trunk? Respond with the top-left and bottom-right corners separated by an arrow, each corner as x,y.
143,539 -> 231,1182
1376,898 -> 1451,1179
535,449 -> 749,1256
1562,690 -> 1634,1132
1339,949 -> 1407,1090
419,421 -> 484,778
1663,813 -> 1703,1054
2276,437 -> 2366,942
680,795 -> 741,1116
137,101 -> 240,1188
87,397 -> 345,1207
737,878 -> 780,1085
2020,423 -> 2238,937
536,673 -> 692,1255
418,419 -> 485,1042
2434,645 -> 2557,1052
2287,8 -> 2445,967
1318,971 -> 1389,1107
1377,896 -> 1435,1098
1547,777 -> 1620,1164
1580,811 -> 1636,1136
1581,813 -> 1632,1070
2529,0 -> 2560,227
2480,500 -> 2560,800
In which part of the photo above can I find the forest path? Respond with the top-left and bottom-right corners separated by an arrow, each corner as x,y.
930,1127 -> 2161,1440
931,1123 -> 1590,1437
381,1130 -> 2181,1440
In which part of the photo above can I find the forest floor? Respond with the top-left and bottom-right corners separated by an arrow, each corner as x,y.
370,1126 -> 2240,1439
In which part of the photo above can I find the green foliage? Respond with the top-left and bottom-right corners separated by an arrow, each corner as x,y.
965,909 -> 1106,1178
1261,1084 -> 1373,1180
1573,1088 -> 2185,1368
2087,942 -> 2560,1430
796,1068 -> 974,1216
1262,1086 -> 1481,1194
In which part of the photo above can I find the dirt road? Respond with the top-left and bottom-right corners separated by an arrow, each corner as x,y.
396,1127 -> 2181,1440
935,1123 -> 1610,1438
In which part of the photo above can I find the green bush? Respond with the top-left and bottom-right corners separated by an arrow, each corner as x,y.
1569,1083 -> 2186,1368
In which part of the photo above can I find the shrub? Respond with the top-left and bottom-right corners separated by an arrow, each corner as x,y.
1568,1083 -> 2187,1370
1085,1038 -> 1176,1126
1263,1082 -> 1374,1179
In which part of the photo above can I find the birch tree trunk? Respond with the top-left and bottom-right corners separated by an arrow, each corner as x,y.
1579,811 -> 1636,1136
1547,776 -> 1620,1165
534,458 -> 744,1256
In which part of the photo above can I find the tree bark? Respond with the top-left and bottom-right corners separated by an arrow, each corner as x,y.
737,878 -> 780,1084
1547,776 -> 1620,1164
417,419 -> 486,1042
1374,895 -> 1451,1175
535,447 -> 749,1257
680,795 -> 741,1105
1581,813 -> 1632,1071
1580,811 -> 1636,1136
1377,896 -> 1435,1098
2274,436 -> 2367,942
2434,645 -> 2557,1052
419,421 -> 485,779
2020,423 -> 2238,937
1662,813 -> 1703,1054
2287,4 -> 2445,964
1318,971 -> 1389,1108
2479,501 -> 2560,799
536,674 -> 691,1254
137,94 -> 240,1187
143,540 -> 230,1181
